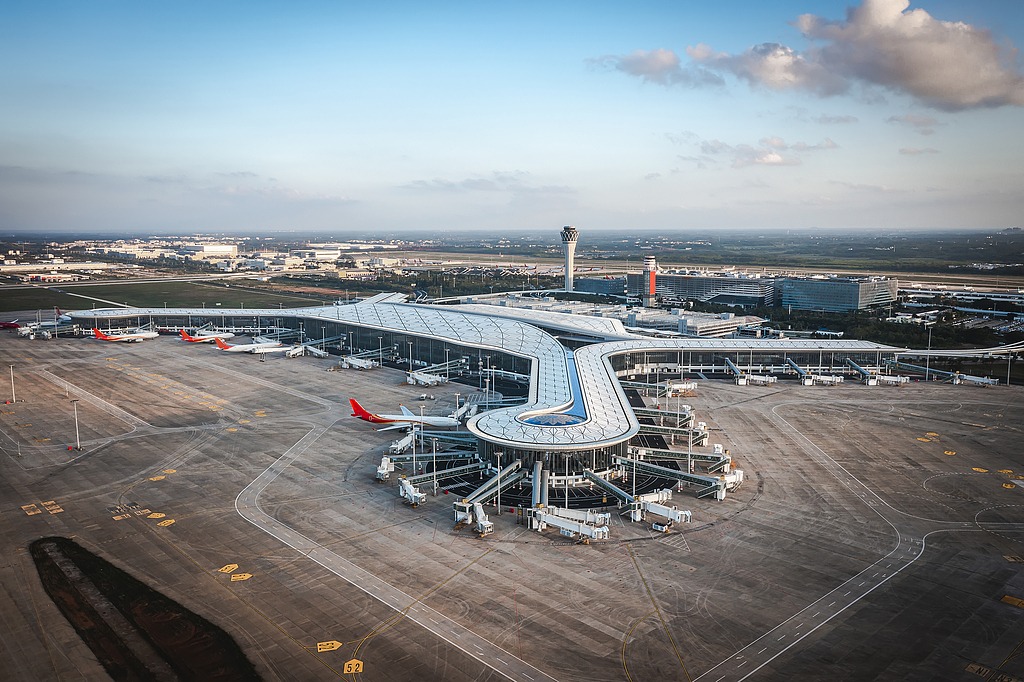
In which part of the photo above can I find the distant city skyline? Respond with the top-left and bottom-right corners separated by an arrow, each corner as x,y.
2,0 -> 1023,233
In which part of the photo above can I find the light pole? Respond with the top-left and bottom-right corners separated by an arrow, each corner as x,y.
378,336 -> 383,364
454,392 -> 460,430
71,399 -> 81,450
495,450 -> 503,515
925,325 -> 933,381
444,348 -> 450,381
432,438 -> 438,495
408,341 -> 414,373
8,365 -> 14,403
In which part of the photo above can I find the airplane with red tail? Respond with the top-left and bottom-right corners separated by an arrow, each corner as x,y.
349,398 -> 459,431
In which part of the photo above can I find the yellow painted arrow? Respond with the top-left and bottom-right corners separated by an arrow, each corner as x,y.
316,640 -> 343,653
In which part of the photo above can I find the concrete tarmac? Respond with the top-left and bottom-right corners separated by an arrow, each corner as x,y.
1,331 -> 1022,681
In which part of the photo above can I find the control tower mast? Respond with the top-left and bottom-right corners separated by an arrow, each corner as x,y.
561,225 -> 579,292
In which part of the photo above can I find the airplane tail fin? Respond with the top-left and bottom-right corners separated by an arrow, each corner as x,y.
400,405 -> 415,418
92,328 -> 109,340
179,330 -> 192,341
349,399 -> 373,419
214,337 -> 232,350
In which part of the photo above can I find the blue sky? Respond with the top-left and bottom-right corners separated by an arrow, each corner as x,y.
2,0 -> 1022,234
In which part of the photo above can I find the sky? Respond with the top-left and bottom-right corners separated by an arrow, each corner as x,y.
2,0 -> 1023,234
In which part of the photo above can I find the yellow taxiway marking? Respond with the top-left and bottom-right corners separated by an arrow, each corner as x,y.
916,437 -> 931,442
238,419 -> 250,424
226,427 -> 238,432
343,659 -> 364,674
972,468 -> 989,473
1004,483 -> 1016,490
112,514 -> 131,521
944,450 -> 957,456
218,564 -> 239,573
21,504 -> 42,516
316,640 -> 343,653
1001,595 -> 1024,609
1006,556 -> 1024,564
147,512 -> 166,519
926,431 -> 939,437
229,573 -> 253,582
253,410 -> 267,417
148,475 -> 166,481
998,469 -> 1014,474
156,519 -> 175,527
163,469 -> 176,474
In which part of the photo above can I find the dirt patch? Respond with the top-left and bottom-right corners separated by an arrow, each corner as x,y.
30,537 -> 259,681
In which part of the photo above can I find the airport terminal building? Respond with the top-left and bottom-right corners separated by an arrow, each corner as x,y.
70,296 -> 904,494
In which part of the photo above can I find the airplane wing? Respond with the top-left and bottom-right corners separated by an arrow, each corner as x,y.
375,422 -> 411,432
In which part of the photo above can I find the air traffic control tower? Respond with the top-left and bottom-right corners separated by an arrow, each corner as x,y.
561,225 -> 579,292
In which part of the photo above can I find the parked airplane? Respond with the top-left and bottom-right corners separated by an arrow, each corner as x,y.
92,327 -> 160,343
213,337 -> 291,354
0,320 -> 20,329
349,398 -> 460,431
179,329 -> 236,343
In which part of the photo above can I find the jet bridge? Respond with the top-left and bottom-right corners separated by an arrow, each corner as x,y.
527,507 -> 609,542
453,460 -> 525,525
636,423 -> 709,447
628,444 -> 731,473
581,471 -> 692,525
402,462 -> 488,488
632,406 -> 694,429
845,358 -> 878,385
615,456 -> 738,500
786,358 -> 814,386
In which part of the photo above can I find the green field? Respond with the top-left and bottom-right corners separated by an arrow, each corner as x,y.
0,280 -> 326,314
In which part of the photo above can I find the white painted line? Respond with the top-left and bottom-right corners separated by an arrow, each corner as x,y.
523,675 -> 533,680
715,676 -> 726,682
498,659 -> 508,665
828,601 -> 836,606
738,660 -> 747,668
812,612 -> 820,618
795,623 -> 803,629
758,647 -> 767,654
778,635 -> 786,641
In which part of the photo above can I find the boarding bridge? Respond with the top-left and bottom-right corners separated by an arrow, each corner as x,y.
632,407 -> 694,429
581,471 -> 692,525
407,358 -> 468,386
885,360 -> 1000,385
402,462 -> 488,488
636,423 -> 709,447
786,358 -> 815,386
527,507 -> 609,541
615,456 -> 728,500
388,451 -> 477,467
845,358 -> 878,385
629,444 -> 731,473
415,430 -> 477,445
460,460 -> 525,507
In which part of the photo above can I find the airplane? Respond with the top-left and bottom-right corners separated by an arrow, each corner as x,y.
349,398 -> 460,431
0,320 -> 20,329
92,327 -> 160,343
179,329 -> 236,343
213,337 -> 292,354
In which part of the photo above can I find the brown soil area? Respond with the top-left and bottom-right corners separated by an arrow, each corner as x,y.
30,537 -> 259,681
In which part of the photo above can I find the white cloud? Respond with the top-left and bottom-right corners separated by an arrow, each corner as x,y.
886,113 -> 941,135
691,135 -> 835,168
589,49 -> 724,87
816,114 -> 859,124
614,0 -> 1024,110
